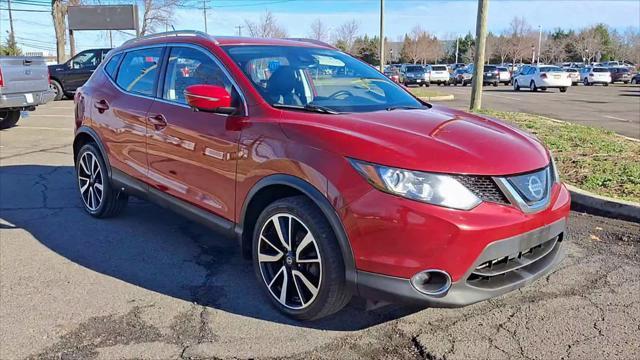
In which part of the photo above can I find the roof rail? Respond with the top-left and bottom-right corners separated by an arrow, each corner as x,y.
284,38 -> 336,49
122,30 -> 218,46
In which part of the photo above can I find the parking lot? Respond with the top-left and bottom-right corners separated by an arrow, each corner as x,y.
1,101 -> 639,360
443,83 -> 640,139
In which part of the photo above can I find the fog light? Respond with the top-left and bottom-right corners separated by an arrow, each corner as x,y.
410,270 -> 451,296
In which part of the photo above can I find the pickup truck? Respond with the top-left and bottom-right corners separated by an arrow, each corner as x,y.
0,56 -> 55,129
48,48 -> 111,100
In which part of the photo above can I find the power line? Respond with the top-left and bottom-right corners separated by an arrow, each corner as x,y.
0,7 -> 49,12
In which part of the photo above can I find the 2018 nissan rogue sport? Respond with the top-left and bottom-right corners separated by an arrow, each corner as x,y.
73,32 -> 570,320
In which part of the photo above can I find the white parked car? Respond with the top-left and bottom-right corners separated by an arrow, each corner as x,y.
579,66 -> 611,86
426,64 -> 450,85
513,65 -> 572,93
497,66 -> 511,85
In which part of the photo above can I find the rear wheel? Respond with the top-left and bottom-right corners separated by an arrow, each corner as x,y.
253,196 -> 350,320
493,81 -> 498,87
530,80 -> 538,92
623,81 -> 629,84
559,87 -> 567,93
50,80 -> 64,101
603,82 -> 609,87
583,78 -> 590,86
76,143 -> 128,218
0,110 -> 20,129
513,80 -> 520,91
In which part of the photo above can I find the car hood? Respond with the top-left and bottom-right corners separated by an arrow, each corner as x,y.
279,104 -> 549,176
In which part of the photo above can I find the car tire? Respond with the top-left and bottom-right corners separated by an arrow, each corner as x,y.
632,78 -> 637,84
50,80 -> 64,101
252,196 -> 351,321
513,80 -> 520,91
462,81 -> 467,87
623,81 -> 629,84
530,80 -> 538,92
583,78 -> 590,86
493,82 -> 498,87
425,82 -> 430,87
0,110 -> 20,129
76,143 -> 128,218
559,87 -> 567,93
603,83 -> 609,87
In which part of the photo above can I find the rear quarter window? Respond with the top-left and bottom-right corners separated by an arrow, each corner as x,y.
104,53 -> 122,79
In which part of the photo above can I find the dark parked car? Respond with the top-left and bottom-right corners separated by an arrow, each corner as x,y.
631,72 -> 640,84
49,48 -> 111,100
482,65 -> 499,86
400,64 -> 429,86
608,67 -> 632,84
73,31 -> 570,321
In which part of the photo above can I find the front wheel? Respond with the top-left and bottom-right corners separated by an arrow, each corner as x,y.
583,78 -> 590,86
603,83 -> 609,87
0,110 -> 20,129
530,80 -> 538,92
559,87 -> 567,93
253,196 -> 351,320
513,80 -> 520,91
76,143 -> 128,218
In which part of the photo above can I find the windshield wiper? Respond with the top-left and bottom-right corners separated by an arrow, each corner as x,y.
272,103 -> 340,114
385,105 -> 425,111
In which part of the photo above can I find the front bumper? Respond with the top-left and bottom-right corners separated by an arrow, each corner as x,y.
356,218 -> 566,307
0,89 -> 55,109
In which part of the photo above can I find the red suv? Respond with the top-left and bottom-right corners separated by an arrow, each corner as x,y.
73,31 -> 570,320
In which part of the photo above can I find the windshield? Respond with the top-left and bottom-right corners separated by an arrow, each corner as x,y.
593,67 -> 609,73
539,66 -> 562,73
564,68 -> 577,73
484,65 -> 497,71
223,45 -> 423,113
405,65 -> 424,73
431,65 -> 447,71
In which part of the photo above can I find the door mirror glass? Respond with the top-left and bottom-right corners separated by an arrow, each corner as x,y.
185,84 -> 235,114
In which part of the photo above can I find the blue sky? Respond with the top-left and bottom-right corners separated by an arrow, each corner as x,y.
1,0 -> 639,55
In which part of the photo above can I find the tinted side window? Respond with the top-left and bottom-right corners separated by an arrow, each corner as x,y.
116,48 -> 162,96
104,53 -> 122,79
70,50 -> 101,70
163,47 -> 237,106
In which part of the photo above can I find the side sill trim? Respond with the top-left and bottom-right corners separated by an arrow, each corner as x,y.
111,168 -> 235,237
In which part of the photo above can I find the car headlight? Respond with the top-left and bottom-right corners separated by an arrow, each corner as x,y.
349,159 -> 481,210
549,152 -> 560,183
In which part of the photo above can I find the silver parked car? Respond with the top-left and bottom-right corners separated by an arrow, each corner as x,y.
0,56 -> 55,129
497,66 -> 511,85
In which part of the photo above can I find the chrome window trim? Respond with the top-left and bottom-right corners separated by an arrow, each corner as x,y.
101,43 -> 249,116
493,166 -> 553,214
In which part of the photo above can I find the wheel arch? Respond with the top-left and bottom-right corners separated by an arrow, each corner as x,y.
236,174 -> 357,288
73,126 -> 112,177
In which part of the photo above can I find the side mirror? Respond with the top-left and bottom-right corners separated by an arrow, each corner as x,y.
184,84 -> 236,115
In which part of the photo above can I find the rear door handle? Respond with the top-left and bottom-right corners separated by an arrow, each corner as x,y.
94,99 -> 109,113
148,114 -> 168,130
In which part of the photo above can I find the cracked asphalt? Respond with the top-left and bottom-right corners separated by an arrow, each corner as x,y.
1,101 -> 639,360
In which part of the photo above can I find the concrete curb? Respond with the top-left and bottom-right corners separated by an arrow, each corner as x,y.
568,184 -> 640,223
418,95 -> 455,101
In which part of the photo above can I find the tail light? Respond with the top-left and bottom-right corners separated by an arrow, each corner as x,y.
540,73 -> 548,79
0,67 -> 4,88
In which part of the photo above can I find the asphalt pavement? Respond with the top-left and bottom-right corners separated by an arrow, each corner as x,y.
438,82 -> 640,139
1,101 -> 639,360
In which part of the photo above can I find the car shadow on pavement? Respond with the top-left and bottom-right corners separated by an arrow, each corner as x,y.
0,165 -> 422,331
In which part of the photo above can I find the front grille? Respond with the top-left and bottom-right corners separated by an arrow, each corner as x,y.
455,175 -> 510,205
466,235 -> 561,289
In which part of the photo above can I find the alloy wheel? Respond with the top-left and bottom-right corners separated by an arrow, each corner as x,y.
77,151 -> 104,211
258,213 -> 322,310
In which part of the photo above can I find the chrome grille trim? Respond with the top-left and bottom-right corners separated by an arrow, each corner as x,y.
493,166 -> 553,214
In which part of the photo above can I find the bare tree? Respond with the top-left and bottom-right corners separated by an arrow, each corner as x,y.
332,19 -> 359,52
308,19 -> 329,42
505,17 -> 536,64
494,34 -> 511,64
51,0 -> 67,63
140,0 -> 181,36
540,35 -> 567,64
245,11 -> 288,38
574,27 -> 603,64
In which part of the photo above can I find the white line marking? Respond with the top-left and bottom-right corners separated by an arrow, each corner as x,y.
485,93 -> 521,101
603,115 -> 630,122
13,126 -> 70,131
24,114 -> 72,117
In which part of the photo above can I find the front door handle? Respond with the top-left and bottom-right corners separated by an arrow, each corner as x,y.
148,114 -> 168,130
94,99 -> 110,113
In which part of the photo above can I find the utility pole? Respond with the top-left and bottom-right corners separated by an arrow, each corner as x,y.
203,0 -> 208,33
537,25 -> 542,64
469,0 -> 489,111
455,37 -> 459,64
236,25 -> 243,36
109,30 -> 113,48
379,0 -> 384,72
7,0 -> 15,40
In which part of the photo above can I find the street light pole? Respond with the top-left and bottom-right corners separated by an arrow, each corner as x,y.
455,37 -> 459,64
203,0 -> 208,33
537,25 -> 542,64
379,0 -> 385,72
